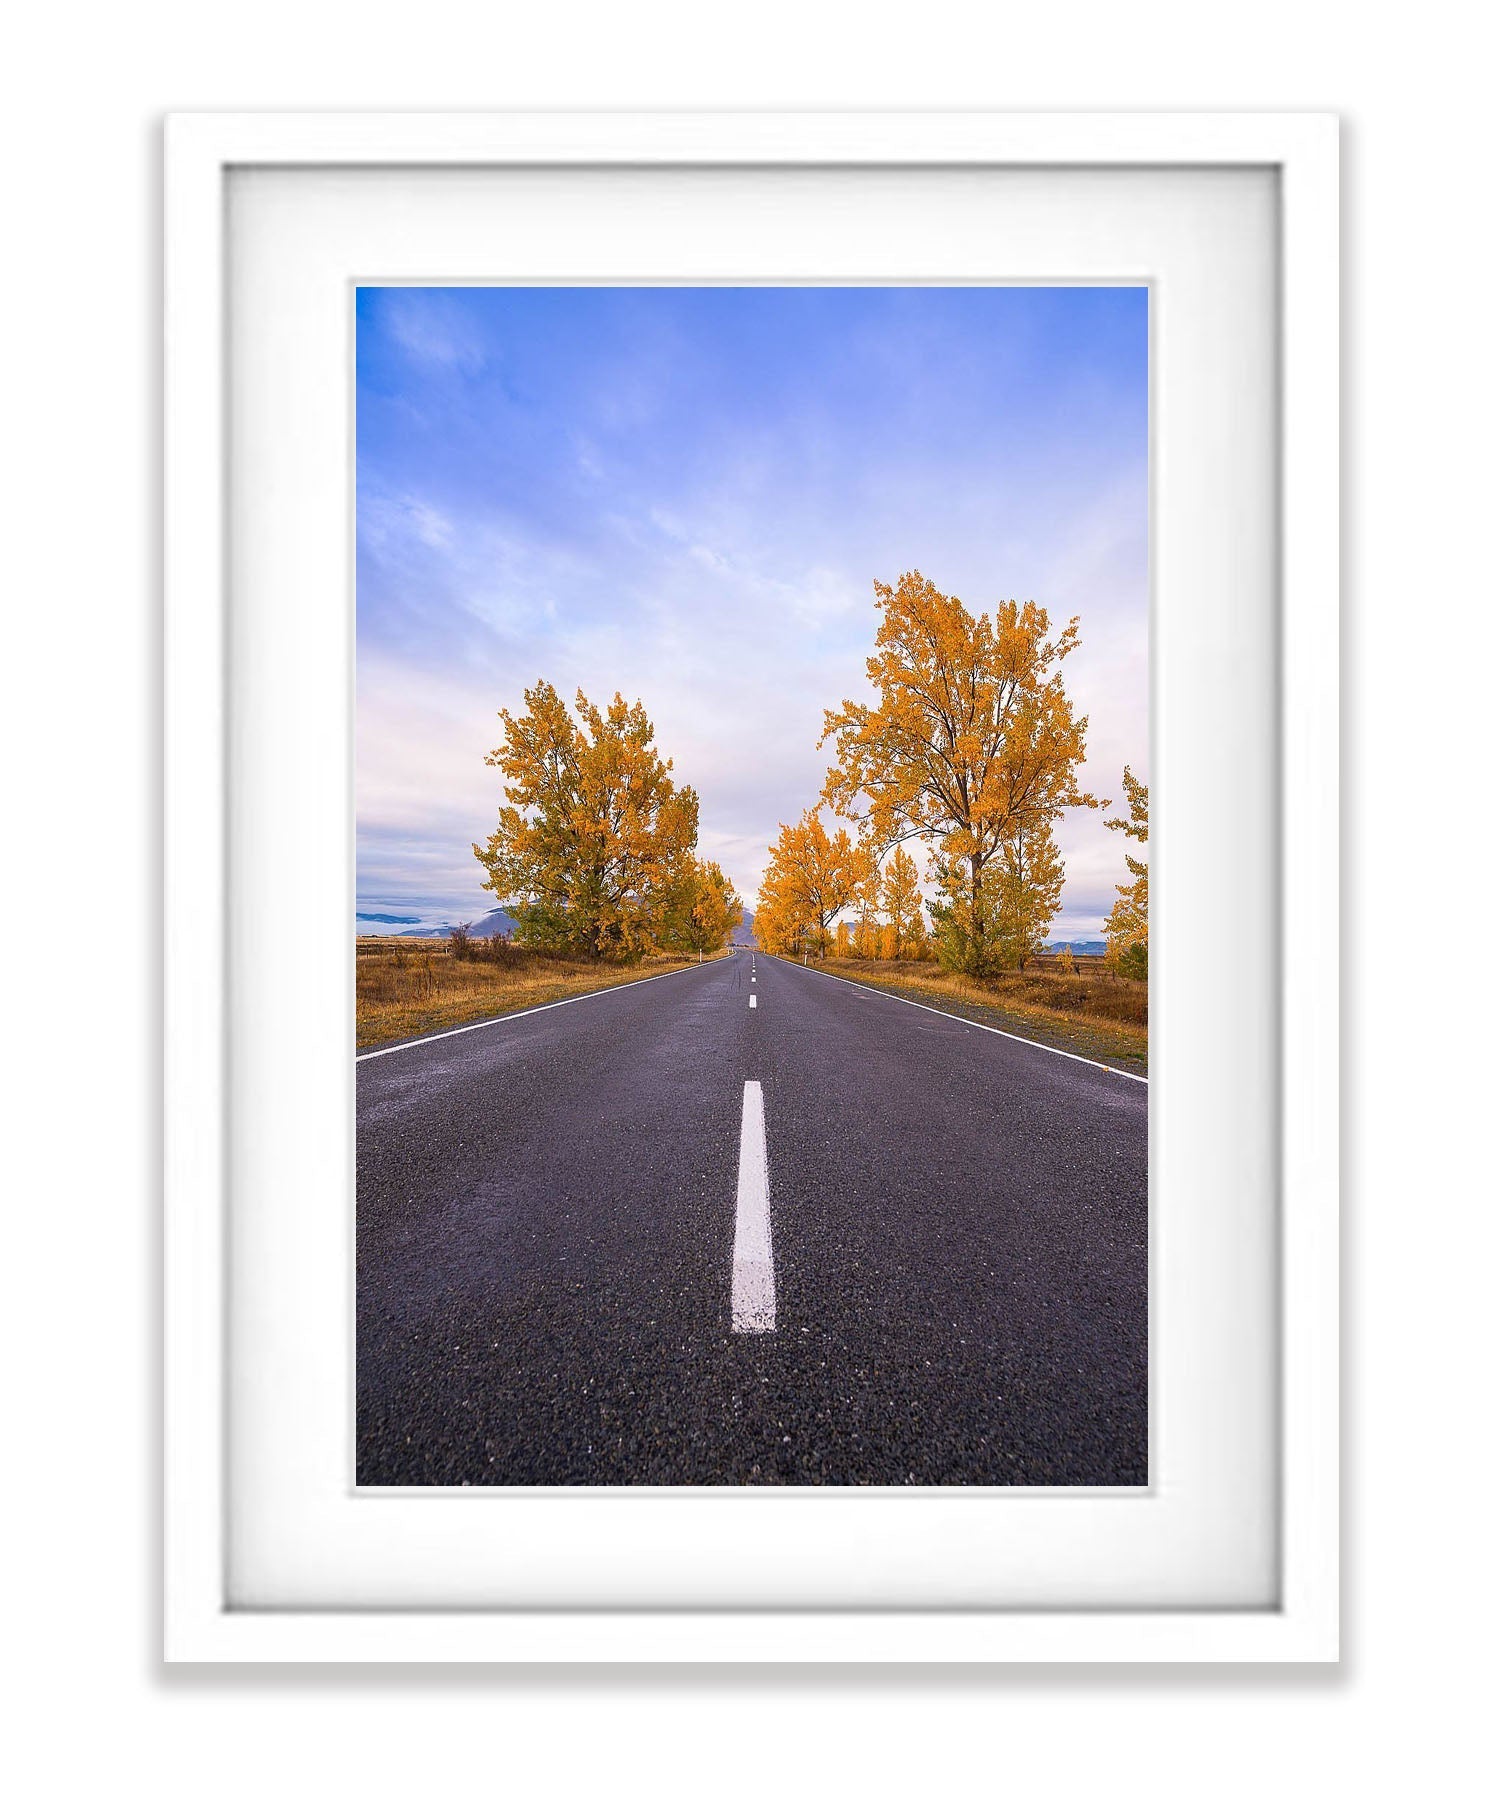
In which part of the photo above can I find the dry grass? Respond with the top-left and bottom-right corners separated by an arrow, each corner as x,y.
816,956 -> 1148,1071
356,936 -> 710,1050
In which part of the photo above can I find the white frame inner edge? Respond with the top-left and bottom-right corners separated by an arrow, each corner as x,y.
165,111 -> 1338,1664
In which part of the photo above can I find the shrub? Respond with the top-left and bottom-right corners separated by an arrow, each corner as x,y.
1119,941 -> 1148,981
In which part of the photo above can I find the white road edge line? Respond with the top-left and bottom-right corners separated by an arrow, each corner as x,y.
356,958 -> 720,1063
731,1080 -> 774,1332
779,958 -> 1148,1084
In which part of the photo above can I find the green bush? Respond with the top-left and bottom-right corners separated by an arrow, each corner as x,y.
1119,941 -> 1148,981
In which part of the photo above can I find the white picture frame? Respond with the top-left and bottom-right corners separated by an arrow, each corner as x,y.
165,111 -> 1338,1663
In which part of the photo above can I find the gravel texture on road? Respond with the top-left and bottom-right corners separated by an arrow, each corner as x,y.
356,950 -> 1147,1485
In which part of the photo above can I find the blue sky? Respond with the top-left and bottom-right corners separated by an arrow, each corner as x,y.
356,286 -> 1147,937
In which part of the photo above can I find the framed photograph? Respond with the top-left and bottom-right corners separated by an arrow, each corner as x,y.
165,112 -> 1338,1661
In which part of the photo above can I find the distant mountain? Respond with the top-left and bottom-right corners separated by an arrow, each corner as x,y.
1044,940 -> 1107,957
465,906 -> 519,938
365,903 -> 746,946
394,906 -> 519,940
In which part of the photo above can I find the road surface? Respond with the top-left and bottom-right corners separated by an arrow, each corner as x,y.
357,950 -> 1147,1485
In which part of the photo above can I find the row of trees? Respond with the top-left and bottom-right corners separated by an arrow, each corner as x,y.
464,575 -> 1150,977
756,822 -> 931,961
754,570 -> 1149,978
472,680 -> 742,961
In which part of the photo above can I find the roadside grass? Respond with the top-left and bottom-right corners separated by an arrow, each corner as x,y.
356,937 -> 716,1050
810,956 -> 1149,1073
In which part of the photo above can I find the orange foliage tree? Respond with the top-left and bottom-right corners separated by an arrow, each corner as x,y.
671,856 -> 744,957
822,570 -> 1097,975
997,815 -> 1065,968
754,810 -> 862,959
474,681 -> 699,961
880,843 -> 928,960
852,858 -> 883,959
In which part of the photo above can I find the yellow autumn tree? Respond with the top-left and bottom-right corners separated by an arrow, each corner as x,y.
930,815 -> 1063,972
852,859 -> 883,959
474,681 -> 698,961
753,889 -> 808,956
756,810 -> 862,960
669,857 -> 743,956
821,571 -> 1098,976
998,816 -> 1065,968
880,843 -> 927,960
1103,764 -> 1149,979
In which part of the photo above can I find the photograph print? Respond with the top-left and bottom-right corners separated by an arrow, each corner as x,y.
355,285 -> 1149,1486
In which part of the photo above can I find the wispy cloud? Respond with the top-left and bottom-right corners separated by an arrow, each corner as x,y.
377,289 -> 490,375
356,287 -> 1147,932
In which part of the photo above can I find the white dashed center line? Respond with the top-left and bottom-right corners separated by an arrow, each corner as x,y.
748,994 -> 757,1009
731,1080 -> 774,1332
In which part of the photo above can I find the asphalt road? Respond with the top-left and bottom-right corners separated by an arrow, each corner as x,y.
356,950 -> 1148,1485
